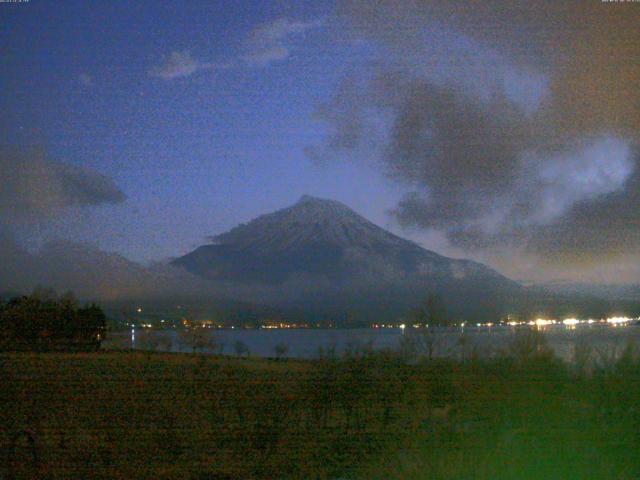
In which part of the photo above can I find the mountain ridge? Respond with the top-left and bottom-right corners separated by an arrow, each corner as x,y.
173,196 -> 521,321
175,195 -> 512,283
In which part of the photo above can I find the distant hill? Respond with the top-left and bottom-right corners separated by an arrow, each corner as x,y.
173,195 -> 524,322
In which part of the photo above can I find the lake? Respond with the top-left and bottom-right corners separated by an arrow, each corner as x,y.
104,323 -> 640,362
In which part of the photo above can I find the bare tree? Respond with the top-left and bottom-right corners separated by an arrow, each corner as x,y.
234,340 -> 249,358
274,342 -> 288,360
400,293 -> 451,361
179,325 -> 222,355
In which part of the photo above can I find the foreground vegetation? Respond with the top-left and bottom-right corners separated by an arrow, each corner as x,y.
0,291 -> 106,351
1,333 -> 640,479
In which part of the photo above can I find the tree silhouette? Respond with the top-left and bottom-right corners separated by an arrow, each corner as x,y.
0,291 -> 106,351
402,293 -> 451,361
274,343 -> 288,360
234,340 -> 249,358
419,293 -> 450,328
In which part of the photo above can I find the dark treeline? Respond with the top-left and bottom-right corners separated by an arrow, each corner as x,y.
0,288 -> 106,351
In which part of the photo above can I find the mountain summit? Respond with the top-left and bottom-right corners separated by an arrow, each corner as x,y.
210,195 -> 437,255
173,196 -> 521,321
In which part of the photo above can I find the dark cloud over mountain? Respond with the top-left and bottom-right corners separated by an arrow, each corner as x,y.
313,1 -> 640,279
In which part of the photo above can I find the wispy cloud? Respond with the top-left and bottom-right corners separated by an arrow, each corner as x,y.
148,51 -> 216,80
242,18 -> 324,67
78,73 -> 93,86
149,18 -> 322,79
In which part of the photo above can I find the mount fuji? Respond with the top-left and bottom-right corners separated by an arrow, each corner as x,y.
173,196 -> 522,322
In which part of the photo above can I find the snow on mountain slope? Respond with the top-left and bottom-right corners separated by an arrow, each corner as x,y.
174,195 -> 514,287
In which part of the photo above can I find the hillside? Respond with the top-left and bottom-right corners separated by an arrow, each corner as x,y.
174,196 -> 522,322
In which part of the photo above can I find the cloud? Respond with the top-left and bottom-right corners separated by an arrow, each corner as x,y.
78,73 -> 93,86
0,147 -> 126,217
242,18 -> 323,67
148,19 -> 322,79
0,149 -> 209,301
312,1 -> 640,275
148,51 -> 216,80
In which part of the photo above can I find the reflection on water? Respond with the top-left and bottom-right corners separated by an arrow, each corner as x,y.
103,323 -> 640,362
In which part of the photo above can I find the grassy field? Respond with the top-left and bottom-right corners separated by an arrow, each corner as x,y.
1,335 -> 640,479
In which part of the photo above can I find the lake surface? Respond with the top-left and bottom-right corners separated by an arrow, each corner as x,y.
104,323 -> 640,362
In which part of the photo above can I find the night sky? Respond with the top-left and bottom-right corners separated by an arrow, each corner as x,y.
2,0 -> 640,285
